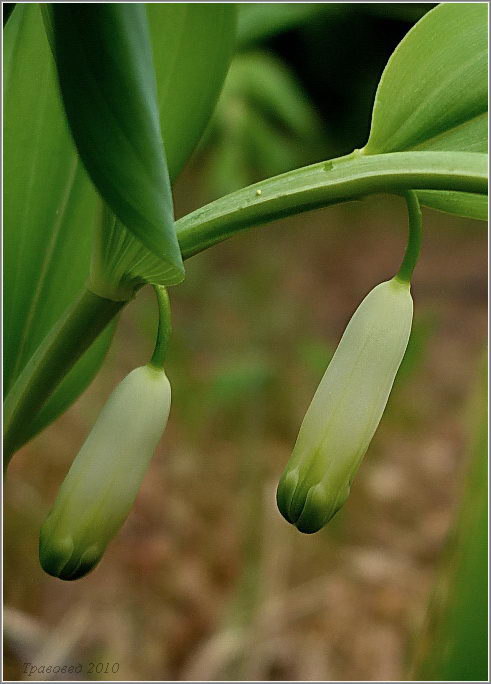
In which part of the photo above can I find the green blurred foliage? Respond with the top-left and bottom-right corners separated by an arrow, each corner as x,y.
411,355 -> 488,681
237,3 -> 334,47
203,50 -> 326,198
270,3 -> 435,153
201,3 -> 438,199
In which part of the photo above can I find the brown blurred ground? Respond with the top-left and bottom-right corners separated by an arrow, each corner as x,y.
4,161 -> 487,681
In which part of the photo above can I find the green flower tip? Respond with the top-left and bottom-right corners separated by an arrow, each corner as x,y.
39,535 -> 101,581
39,365 -> 171,581
277,278 -> 413,534
277,469 -> 350,534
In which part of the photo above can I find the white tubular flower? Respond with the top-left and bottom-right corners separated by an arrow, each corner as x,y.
277,277 -> 413,533
40,365 -> 171,580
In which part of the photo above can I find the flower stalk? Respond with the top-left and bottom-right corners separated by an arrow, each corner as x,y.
396,191 -> 423,284
149,285 -> 172,370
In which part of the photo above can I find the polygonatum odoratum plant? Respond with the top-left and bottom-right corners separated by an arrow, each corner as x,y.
4,3 -> 487,580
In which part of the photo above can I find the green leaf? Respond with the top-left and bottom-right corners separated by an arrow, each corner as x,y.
147,2 -> 237,181
4,2 -> 237,447
364,3 -> 487,154
4,4 -> 113,410
89,4 -> 238,298
176,150 -> 487,259
89,3 -> 238,298
362,3 -> 488,219
50,3 -> 184,283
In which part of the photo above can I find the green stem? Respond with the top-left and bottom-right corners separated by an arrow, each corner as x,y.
176,150 -> 486,259
4,150 -> 485,464
3,289 -> 125,464
149,285 -> 171,370
396,191 -> 423,283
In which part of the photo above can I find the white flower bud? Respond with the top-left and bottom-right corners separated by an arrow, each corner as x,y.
40,365 -> 171,580
277,278 -> 413,533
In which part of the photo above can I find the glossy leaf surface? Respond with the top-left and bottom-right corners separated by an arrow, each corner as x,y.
147,3 -> 237,180
50,3 -> 184,282
364,3 -> 487,154
4,3 -> 236,446
4,4 -> 114,426
363,3 -> 488,219
91,4 -> 238,296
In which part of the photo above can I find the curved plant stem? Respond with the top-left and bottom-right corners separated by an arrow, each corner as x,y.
396,191 -> 423,283
149,285 -> 171,370
176,150 -> 486,259
3,289 -> 125,465
4,150 -> 486,464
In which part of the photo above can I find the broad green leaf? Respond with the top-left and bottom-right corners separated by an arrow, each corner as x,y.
91,3 -> 238,297
4,4 -> 114,413
147,2 -> 237,180
363,3 -> 488,219
50,4 -> 184,283
4,3 -> 236,448
176,150 -> 487,259
364,3 -> 487,154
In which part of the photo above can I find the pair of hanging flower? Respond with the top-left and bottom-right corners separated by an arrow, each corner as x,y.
40,192 -> 421,581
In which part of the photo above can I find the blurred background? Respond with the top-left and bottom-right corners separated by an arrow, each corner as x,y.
4,3 -> 487,681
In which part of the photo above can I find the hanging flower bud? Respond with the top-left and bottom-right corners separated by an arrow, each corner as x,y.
277,277 -> 413,533
39,365 -> 171,580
